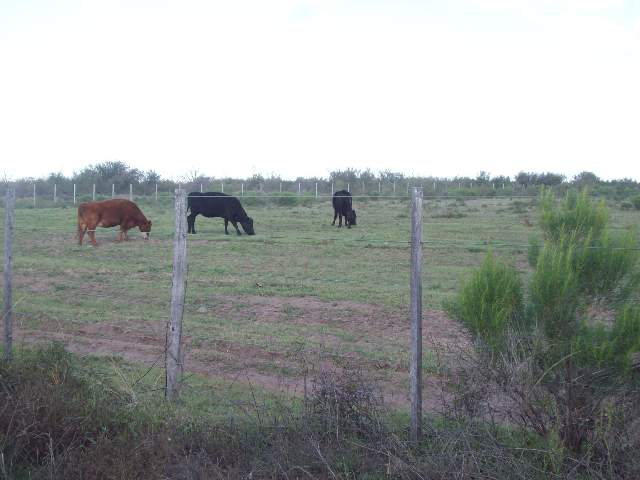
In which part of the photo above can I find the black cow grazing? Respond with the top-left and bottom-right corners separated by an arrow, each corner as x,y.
331,190 -> 357,228
187,192 -> 255,235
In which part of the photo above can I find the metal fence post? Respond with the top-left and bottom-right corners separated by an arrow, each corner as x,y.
3,186 -> 15,361
166,188 -> 187,401
409,186 -> 423,442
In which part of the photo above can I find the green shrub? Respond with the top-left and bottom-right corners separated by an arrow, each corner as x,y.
529,240 -> 581,343
539,188 -> 608,244
632,194 -> 640,210
448,252 -> 524,350
527,234 -> 541,267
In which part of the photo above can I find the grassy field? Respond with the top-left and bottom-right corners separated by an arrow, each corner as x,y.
1,194 -> 638,414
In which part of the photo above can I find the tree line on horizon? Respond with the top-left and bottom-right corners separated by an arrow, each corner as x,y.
2,161 -> 639,199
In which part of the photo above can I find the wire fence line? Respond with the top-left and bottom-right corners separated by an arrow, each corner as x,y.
2,180 -> 545,208
4,186 -> 638,441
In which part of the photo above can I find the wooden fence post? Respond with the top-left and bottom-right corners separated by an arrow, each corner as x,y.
409,186 -> 423,442
129,184 -> 133,201
92,184 -> 96,201
33,184 -> 36,207
166,188 -> 187,401
331,182 -> 334,196
298,182 -> 301,195
3,186 -> 15,361
221,182 -> 224,193
112,184 -> 115,198
73,184 -> 76,204
241,183 -> 244,196
53,184 -> 57,203
155,183 -> 158,201
315,182 -> 318,198
347,182 -> 350,193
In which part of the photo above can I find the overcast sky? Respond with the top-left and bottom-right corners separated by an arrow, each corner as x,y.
1,0 -> 639,181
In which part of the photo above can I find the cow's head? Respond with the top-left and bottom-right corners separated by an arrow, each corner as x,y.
241,217 -> 255,235
140,220 -> 152,239
347,210 -> 357,226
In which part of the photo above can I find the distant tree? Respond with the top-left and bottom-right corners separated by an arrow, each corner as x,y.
476,171 -> 491,184
537,172 -> 565,186
572,171 -> 600,187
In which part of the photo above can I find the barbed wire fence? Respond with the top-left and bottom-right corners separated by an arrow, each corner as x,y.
2,177 -> 543,208
3,183 -> 638,442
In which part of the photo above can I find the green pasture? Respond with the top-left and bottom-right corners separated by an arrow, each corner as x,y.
1,195 -> 637,410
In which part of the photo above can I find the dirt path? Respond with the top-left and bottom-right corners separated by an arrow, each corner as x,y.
15,295 -> 471,411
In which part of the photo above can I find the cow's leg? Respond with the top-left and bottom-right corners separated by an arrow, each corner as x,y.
88,228 -> 98,247
187,213 -> 196,234
117,229 -> 124,242
231,221 -> 242,235
338,213 -> 343,228
77,223 -> 87,246
332,210 -> 337,226
224,218 -> 230,235
123,229 -> 130,241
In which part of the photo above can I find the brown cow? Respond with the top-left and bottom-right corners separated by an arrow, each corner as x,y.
77,199 -> 152,246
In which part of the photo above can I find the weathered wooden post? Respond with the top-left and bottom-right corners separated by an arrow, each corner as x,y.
347,182 -> 350,193
155,183 -> 158,201
378,180 -> 381,194
3,186 -> 15,361
279,182 -> 282,193
315,182 -> 318,198
221,182 -> 224,193
200,183 -> 203,193
53,183 -> 57,203
112,184 -> 115,198
241,183 -> 244,196
33,184 -> 36,207
73,184 -> 76,204
409,186 -> 423,442
393,181 -> 396,195
166,188 -> 187,401
331,182 -> 334,195
129,184 -> 133,201
362,180 -> 365,193
298,182 -> 301,195
92,184 -> 96,201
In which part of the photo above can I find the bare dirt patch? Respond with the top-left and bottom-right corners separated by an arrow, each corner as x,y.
16,295 -> 471,412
